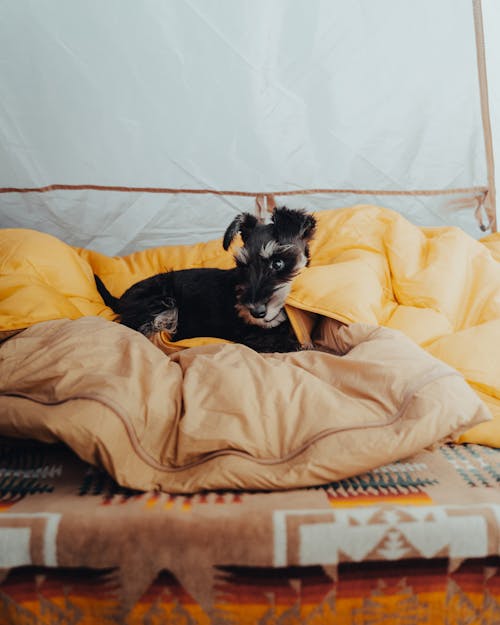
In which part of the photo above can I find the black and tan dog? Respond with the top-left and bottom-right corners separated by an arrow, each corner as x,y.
95,206 -> 316,352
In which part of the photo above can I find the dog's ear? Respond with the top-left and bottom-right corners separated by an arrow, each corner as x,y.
223,212 -> 259,250
271,207 -> 317,243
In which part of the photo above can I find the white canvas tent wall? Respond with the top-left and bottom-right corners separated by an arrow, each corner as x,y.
0,0 -> 498,255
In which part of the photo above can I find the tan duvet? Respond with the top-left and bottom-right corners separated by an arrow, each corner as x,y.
0,316 -> 489,493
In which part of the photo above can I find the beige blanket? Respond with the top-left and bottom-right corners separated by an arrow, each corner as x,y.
0,316 -> 489,492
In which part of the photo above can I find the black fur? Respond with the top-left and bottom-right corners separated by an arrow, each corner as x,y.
95,206 -> 316,352
95,273 -> 178,338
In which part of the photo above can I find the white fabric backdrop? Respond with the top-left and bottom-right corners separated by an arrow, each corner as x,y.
0,0 -> 496,254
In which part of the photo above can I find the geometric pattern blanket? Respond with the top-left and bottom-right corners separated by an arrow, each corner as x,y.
2,558 -> 500,624
1,438 -> 500,623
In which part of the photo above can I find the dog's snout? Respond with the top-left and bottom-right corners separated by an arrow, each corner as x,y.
248,303 -> 267,319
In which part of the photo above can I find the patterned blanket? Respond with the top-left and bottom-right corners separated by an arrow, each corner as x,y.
1,438 -> 500,623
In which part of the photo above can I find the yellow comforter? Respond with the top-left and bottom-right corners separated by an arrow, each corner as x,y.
1,204 -> 499,445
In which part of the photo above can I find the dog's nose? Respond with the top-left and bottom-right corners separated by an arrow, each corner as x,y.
249,303 -> 267,319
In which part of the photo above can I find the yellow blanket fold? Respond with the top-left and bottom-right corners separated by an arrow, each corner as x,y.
1,204 -> 499,446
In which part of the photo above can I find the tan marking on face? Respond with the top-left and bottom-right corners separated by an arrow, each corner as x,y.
259,241 -> 295,259
234,247 -> 249,264
264,283 -> 291,323
260,240 -> 280,259
235,304 -> 287,328
294,252 -> 308,270
235,282 -> 290,328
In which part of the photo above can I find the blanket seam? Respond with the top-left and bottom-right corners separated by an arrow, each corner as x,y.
0,368 -> 462,474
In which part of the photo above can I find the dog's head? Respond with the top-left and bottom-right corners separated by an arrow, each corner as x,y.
118,273 -> 179,338
223,206 -> 316,328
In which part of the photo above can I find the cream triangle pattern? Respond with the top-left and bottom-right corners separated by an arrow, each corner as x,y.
274,505 -> 493,567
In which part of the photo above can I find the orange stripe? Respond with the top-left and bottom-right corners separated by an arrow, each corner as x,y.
327,493 -> 433,507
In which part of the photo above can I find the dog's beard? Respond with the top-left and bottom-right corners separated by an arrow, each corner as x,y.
137,309 -> 178,338
235,283 -> 291,328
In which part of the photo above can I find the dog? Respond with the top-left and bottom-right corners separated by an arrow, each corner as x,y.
95,206 -> 316,352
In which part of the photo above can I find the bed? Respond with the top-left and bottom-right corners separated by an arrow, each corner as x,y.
0,204 -> 500,624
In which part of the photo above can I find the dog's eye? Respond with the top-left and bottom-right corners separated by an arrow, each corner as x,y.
270,258 -> 285,271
